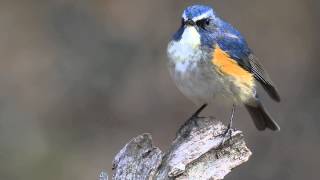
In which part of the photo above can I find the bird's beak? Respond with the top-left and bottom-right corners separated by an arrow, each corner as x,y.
185,19 -> 195,26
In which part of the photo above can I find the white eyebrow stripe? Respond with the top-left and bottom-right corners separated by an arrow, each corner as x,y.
192,10 -> 214,21
182,9 -> 214,21
182,12 -> 187,20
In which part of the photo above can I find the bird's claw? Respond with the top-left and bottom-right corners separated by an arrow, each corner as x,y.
219,126 -> 233,146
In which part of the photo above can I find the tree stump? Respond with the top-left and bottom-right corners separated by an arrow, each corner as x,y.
112,117 -> 252,180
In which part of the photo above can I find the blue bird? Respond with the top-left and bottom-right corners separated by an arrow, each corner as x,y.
167,4 -> 280,131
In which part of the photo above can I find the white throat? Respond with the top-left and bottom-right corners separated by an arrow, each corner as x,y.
180,26 -> 201,48
167,26 -> 202,63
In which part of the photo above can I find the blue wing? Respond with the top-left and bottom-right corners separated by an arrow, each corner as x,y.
216,27 -> 280,101
217,32 -> 252,71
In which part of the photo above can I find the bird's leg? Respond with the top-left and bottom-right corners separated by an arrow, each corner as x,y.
189,103 -> 208,127
221,104 -> 236,142
190,103 -> 208,119
184,103 -> 207,128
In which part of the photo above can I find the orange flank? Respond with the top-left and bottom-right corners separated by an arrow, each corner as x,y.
212,46 -> 253,82
212,46 -> 255,101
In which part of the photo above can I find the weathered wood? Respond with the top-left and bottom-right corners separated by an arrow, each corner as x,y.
112,134 -> 163,179
112,117 -> 252,180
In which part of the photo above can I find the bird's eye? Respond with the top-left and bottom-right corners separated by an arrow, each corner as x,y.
196,18 -> 210,28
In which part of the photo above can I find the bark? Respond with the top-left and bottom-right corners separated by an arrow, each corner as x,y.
112,116 -> 252,180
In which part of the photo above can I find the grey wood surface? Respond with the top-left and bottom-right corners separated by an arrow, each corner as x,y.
112,117 -> 252,180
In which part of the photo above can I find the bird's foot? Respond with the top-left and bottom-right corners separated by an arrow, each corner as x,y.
178,104 -> 208,137
219,104 -> 236,146
188,115 -> 207,127
187,103 -> 208,127
220,125 -> 233,145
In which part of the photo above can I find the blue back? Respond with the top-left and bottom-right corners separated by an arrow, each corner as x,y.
197,16 -> 250,59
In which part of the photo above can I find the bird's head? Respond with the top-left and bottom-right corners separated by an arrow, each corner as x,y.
172,4 -> 226,48
182,4 -> 216,26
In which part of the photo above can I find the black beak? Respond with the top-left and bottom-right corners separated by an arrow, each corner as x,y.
185,19 -> 195,26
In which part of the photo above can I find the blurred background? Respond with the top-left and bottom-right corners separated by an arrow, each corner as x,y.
0,0 -> 319,179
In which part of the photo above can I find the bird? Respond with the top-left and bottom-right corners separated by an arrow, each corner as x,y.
167,4 -> 280,132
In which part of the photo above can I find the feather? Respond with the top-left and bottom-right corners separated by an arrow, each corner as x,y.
247,54 -> 281,102
216,35 -> 280,102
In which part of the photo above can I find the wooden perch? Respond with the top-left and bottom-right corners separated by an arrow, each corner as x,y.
112,117 -> 252,180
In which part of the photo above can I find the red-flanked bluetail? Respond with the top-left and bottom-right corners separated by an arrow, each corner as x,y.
167,4 -> 280,131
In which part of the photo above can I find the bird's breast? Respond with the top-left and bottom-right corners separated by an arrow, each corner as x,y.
167,41 -> 256,105
167,55 -> 225,105
167,40 -> 202,65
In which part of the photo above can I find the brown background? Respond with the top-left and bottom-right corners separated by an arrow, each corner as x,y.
0,0 -> 319,179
